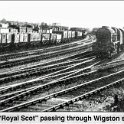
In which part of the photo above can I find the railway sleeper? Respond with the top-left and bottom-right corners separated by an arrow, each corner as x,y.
75,97 -> 80,101
54,105 -> 60,110
48,108 -> 55,112
59,105 -> 64,109
31,100 -> 38,105
45,96 -> 51,100
53,94 -> 58,98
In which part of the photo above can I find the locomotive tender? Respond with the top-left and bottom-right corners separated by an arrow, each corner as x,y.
94,26 -> 124,58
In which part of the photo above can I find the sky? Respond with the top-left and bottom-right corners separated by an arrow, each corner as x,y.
0,1 -> 124,30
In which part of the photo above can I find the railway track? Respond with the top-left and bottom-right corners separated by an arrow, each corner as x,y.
0,39 -> 81,60
95,59 -> 124,70
0,41 -> 93,69
0,57 -> 96,95
2,37 -> 123,112
12,67 -> 124,112
0,46 -> 94,78
0,38 -> 91,61
0,44 -> 93,77
1,58 -> 124,112
0,56 -> 94,87
43,62 -> 124,112
0,57 -> 98,111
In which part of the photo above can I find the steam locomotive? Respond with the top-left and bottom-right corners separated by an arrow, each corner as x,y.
93,26 -> 124,58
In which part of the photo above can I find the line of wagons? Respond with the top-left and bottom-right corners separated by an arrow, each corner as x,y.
0,27 -> 87,51
93,26 -> 124,58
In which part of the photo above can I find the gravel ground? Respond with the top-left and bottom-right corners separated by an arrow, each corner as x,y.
57,52 -> 124,112
56,82 -> 124,112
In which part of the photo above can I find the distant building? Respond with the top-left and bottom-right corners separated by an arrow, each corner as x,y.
0,18 -> 9,28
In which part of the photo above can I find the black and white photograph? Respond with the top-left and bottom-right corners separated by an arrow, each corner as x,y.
0,0 -> 124,113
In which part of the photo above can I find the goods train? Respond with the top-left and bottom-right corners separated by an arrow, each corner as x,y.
2,22 -> 123,59
93,26 -> 124,58
0,26 -> 87,52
